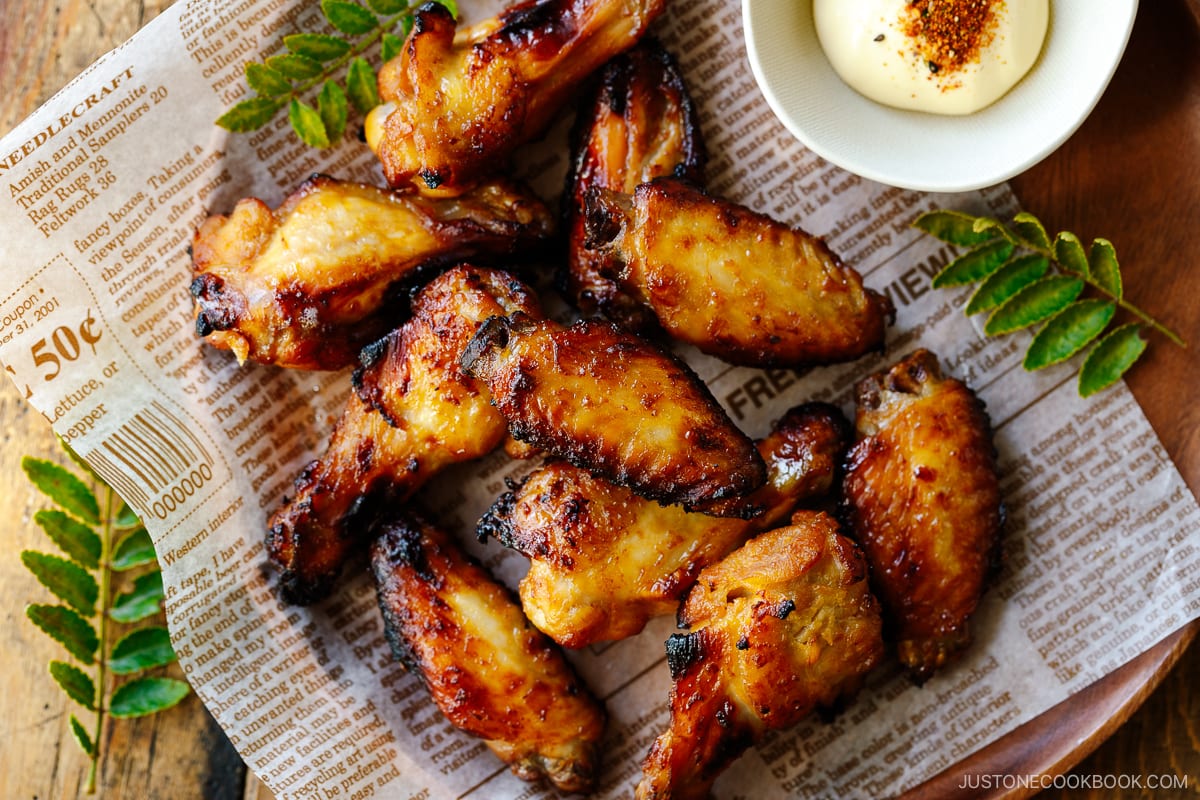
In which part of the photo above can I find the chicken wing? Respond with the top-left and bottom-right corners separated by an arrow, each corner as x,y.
562,39 -> 705,331
841,348 -> 1003,683
266,266 -> 543,604
461,314 -> 766,510
189,175 -> 552,370
364,0 -> 666,196
637,512 -> 885,800
584,177 -> 894,367
478,403 -> 849,647
371,511 -> 605,793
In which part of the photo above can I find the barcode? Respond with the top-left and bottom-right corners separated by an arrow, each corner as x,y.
88,400 -> 216,521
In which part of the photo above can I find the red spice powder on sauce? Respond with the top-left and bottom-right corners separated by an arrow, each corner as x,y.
903,0 -> 1001,76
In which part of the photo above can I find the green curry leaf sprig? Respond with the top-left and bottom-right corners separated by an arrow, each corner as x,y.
216,0 -> 457,148
913,210 -> 1185,397
21,440 -> 189,794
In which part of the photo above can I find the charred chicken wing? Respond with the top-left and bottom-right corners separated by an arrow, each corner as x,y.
266,266 -> 543,603
842,348 -> 1003,683
562,39 -> 705,330
478,403 -> 850,647
584,177 -> 893,367
366,0 -> 666,196
637,512 -> 885,800
190,175 -> 552,369
461,314 -> 766,510
372,511 -> 605,793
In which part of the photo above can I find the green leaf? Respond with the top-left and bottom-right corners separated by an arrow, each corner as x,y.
111,527 -> 156,571
1012,211 -> 1051,250
985,276 -> 1085,336
110,677 -> 190,718
284,32 -> 352,61
58,437 -> 99,481
266,53 -> 324,80
322,0 -> 379,35
912,209 -> 1001,248
1089,238 -> 1123,299
111,572 -> 165,623
381,31 -> 405,64
50,661 -> 96,710
245,63 -> 294,97
22,551 -> 98,616
69,714 -> 96,756
346,57 -> 379,114
34,510 -> 101,569
965,254 -> 1049,316
1024,300 -> 1116,370
432,0 -> 458,19
115,500 -> 140,529
365,0 -> 408,13
109,627 -> 177,674
1054,231 -> 1090,277
216,97 -> 285,132
1079,324 -> 1147,397
932,239 -> 1015,288
289,99 -> 331,148
22,457 -> 99,524
318,81 -> 348,142
27,604 -> 98,664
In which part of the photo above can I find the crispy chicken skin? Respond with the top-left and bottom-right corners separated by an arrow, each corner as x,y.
366,0 -> 666,196
584,177 -> 894,368
461,314 -> 766,511
637,512 -> 885,800
266,266 -> 542,604
371,512 -> 605,793
478,403 -> 850,648
842,349 -> 1003,683
189,174 -> 552,370
562,39 -> 705,330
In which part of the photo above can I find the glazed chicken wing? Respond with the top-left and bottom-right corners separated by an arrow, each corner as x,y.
366,0 -> 666,196
371,511 -> 605,793
562,39 -> 705,330
637,512 -> 884,800
842,348 -> 1003,682
266,266 -> 542,603
584,177 -> 893,367
478,403 -> 850,647
461,314 -> 766,510
189,175 -> 552,370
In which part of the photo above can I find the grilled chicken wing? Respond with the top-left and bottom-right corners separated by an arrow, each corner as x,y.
562,39 -> 705,330
637,512 -> 884,800
189,175 -> 552,370
842,349 -> 1003,683
266,266 -> 543,603
461,314 -> 766,510
371,511 -> 605,792
365,0 -> 666,196
584,177 -> 893,367
478,403 -> 849,647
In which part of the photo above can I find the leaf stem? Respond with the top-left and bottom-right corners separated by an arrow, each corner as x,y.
87,485 -> 115,794
277,10 -> 411,104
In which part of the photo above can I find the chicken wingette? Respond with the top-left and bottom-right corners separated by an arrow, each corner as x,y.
266,266 -> 542,604
842,349 -> 1004,683
190,175 -> 552,369
372,511 -> 605,793
562,38 -> 705,331
584,177 -> 893,367
366,0 -> 666,196
461,314 -> 766,511
478,403 -> 849,648
637,512 -> 884,800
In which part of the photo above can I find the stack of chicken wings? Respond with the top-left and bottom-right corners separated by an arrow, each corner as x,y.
190,0 -> 1002,795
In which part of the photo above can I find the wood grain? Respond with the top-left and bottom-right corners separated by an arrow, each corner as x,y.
0,1 -> 1197,799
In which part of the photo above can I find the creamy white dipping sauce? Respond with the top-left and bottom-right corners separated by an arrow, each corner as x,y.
814,0 -> 1049,115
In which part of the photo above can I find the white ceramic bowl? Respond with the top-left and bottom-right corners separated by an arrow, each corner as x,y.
743,0 -> 1139,192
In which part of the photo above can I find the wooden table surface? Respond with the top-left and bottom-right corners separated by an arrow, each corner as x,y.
1,1 -> 1197,798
